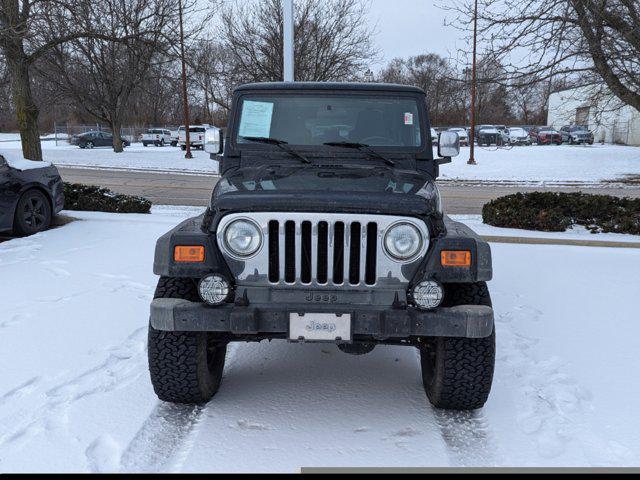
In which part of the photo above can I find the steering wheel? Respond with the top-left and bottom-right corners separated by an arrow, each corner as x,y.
360,136 -> 398,146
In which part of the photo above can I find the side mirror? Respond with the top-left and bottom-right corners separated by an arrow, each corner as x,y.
437,131 -> 460,158
204,127 -> 223,155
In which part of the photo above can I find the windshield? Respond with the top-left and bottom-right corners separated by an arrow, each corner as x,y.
510,128 -> 526,136
235,94 -> 423,148
571,126 -> 588,132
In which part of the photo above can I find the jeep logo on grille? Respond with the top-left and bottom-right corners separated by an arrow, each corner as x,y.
305,292 -> 339,303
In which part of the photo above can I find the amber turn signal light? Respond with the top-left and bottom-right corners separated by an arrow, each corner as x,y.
174,246 -> 205,263
441,250 -> 471,267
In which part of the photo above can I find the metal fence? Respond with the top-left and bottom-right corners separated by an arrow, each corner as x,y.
52,123 -> 179,145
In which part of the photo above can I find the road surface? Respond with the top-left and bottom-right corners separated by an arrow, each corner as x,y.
58,166 -> 640,214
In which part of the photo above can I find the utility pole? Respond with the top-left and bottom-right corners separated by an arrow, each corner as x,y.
178,0 -> 193,159
283,0 -> 295,82
468,0 -> 478,165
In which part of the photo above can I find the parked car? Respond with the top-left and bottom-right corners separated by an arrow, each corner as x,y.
0,154 -> 64,236
430,128 -> 438,145
527,126 -> 541,143
447,127 -> 469,146
170,130 -> 179,147
560,125 -> 594,145
507,127 -> 532,146
535,127 -> 563,145
74,131 -> 130,149
70,130 -> 99,145
476,125 -> 500,146
148,82 -> 496,411
178,125 -> 209,150
141,129 -> 172,147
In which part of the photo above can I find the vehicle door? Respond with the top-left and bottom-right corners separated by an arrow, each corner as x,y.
0,157 -> 19,230
102,133 -> 114,147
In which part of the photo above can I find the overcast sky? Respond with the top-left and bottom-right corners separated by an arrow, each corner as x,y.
206,0 -> 466,69
367,0 -> 463,67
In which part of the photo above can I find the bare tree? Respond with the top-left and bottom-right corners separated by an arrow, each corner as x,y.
37,0 -> 205,152
379,52 -> 518,126
195,0 -> 377,112
0,0 -> 146,159
445,0 -> 640,112
379,54 -> 462,125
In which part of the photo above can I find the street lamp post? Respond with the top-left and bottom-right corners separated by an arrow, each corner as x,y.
283,0 -> 295,82
178,0 -> 192,159
468,0 -> 478,165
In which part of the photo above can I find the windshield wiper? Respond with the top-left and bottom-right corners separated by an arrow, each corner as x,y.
241,136 -> 311,164
323,141 -> 396,167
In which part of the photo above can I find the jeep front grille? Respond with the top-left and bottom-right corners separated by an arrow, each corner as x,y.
216,213 -> 430,289
266,219 -> 378,287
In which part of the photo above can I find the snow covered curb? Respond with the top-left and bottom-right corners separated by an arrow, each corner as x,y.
452,215 -> 640,244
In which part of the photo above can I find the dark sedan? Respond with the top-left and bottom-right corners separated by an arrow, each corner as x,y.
72,131 -> 130,149
0,154 -> 64,236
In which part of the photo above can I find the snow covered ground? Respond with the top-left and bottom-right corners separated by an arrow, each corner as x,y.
1,133 -> 640,184
1,206 -> 639,472
0,134 -> 215,174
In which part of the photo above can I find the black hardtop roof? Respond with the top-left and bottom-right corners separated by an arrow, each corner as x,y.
234,81 -> 425,95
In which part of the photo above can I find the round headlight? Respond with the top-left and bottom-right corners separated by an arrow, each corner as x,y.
384,222 -> 423,261
199,274 -> 231,305
224,219 -> 262,257
412,280 -> 444,310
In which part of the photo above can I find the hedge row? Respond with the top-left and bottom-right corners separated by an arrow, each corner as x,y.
482,191 -> 640,235
63,183 -> 152,214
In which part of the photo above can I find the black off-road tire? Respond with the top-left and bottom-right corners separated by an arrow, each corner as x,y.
148,277 -> 227,405
420,282 -> 495,411
13,189 -> 52,236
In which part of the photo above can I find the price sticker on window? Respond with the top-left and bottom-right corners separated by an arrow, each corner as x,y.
404,113 -> 414,125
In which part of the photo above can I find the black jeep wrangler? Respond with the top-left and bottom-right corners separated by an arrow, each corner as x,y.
149,82 -> 495,411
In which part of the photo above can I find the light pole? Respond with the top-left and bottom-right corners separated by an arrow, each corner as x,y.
468,0 -> 478,165
178,0 -> 192,159
283,0 -> 295,82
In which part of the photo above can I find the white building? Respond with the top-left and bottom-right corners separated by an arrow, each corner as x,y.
547,85 -> 640,146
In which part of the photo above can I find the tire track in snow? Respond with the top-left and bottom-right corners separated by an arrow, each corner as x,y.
118,345 -> 241,473
118,403 -> 205,473
433,409 -> 498,467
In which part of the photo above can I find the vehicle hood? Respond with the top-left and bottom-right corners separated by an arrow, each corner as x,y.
211,165 -> 440,216
479,128 -> 499,134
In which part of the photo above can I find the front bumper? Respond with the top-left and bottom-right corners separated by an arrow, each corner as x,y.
150,298 -> 494,340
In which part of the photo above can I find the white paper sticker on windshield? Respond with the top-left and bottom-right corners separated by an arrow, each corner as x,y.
404,113 -> 414,125
239,100 -> 274,139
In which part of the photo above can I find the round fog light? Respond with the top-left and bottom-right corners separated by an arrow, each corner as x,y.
198,275 -> 231,305
412,281 -> 444,310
